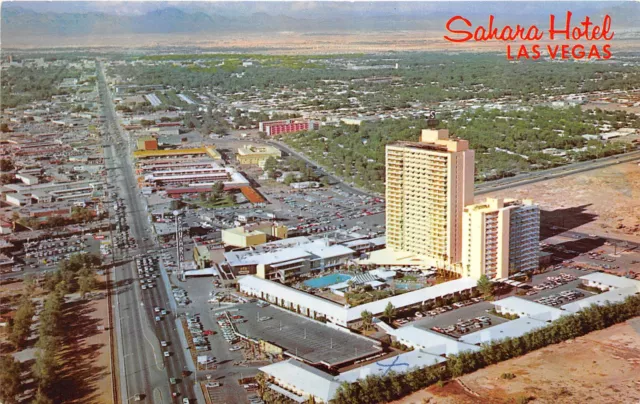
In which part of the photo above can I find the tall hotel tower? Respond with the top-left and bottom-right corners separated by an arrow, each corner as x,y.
385,129 -> 475,267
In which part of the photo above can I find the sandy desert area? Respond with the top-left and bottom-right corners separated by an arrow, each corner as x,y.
485,161 -> 640,243
396,318 -> 640,404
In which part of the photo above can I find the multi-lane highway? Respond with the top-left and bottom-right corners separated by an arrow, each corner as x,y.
475,150 -> 640,195
265,139 -> 373,197
97,61 -> 195,403
265,138 -> 640,199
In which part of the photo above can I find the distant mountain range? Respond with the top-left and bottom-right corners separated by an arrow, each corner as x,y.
2,2 -> 639,37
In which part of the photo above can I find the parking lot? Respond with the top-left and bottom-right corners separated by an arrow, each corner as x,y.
233,302 -> 382,366
412,300 -> 508,335
408,266 -> 598,336
542,233 -> 640,277
261,187 -> 385,234
2,233 -> 107,281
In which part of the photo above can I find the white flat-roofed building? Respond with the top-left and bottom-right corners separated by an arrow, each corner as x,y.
260,351 -> 447,403
303,241 -> 354,271
561,287 -> 640,313
348,277 -> 477,324
579,272 -> 640,291
238,275 -> 477,327
3,180 -> 96,194
49,184 -> 101,201
15,173 -> 39,185
260,359 -> 341,403
226,239 -> 354,282
335,349 -> 446,383
390,326 -> 481,356
6,193 -> 31,207
492,296 -> 568,322
459,317 -> 547,345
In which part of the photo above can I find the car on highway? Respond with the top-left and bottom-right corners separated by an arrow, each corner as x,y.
155,316 -> 161,322
183,398 -> 190,404
163,351 -> 171,357
170,377 -> 177,385
161,340 -> 168,347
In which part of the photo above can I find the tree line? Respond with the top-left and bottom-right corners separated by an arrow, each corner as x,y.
0,253 -> 101,404
332,294 -> 640,404
283,104 -> 637,192
112,53 -> 640,107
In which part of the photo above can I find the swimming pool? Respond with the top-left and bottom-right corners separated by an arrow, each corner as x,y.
395,282 -> 422,290
304,273 -> 352,289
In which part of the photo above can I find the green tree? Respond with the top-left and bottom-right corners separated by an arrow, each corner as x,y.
23,274 -> 36,296
476,274 -> 494,299
320,176 -> 331,186
47,216 -> 66,228
263,157 -> 278,172
9,297 -> 35,349
0,158 -> 14,171
255,372 -> 268,398
0,173 -> 14,184
360,310 -> 373,331
39,293 -> 64,338
283,175 -> 296,186
210,181 -> 224,201
78,267 -> 97,298
383,302 -> 396,323
33,388 -> 54,404
71,207 -> 94,223
32,348 -> 58,392
0,355 -> 22,404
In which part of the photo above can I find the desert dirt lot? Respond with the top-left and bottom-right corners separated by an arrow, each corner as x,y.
0,276 -> 114,403
395,318 -> 640,404
484,161 -> 640,243
10,31 -> 640,54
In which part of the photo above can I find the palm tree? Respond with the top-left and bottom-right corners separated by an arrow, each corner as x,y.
361,310 -> 373,331
383,302 -> 396,323
255,372 -> 268,398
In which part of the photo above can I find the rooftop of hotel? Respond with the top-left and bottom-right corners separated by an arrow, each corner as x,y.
389,129 -> 469,152
236,144 -> 281,155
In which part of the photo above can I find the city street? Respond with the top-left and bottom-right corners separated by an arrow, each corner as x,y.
98,61 -> 197,403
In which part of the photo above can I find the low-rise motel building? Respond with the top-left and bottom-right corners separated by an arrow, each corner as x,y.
259,119 -> 320,136
254,273 -> 640,403
221,221 -> 288,248
236,144 -> 282,168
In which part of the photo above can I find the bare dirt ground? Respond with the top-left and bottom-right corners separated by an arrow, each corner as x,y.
7,32 -> 640,54
583,103 -> 640,115
395,317 -> 640,404
484,161 -> 640,243
51,276 -> 114,404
